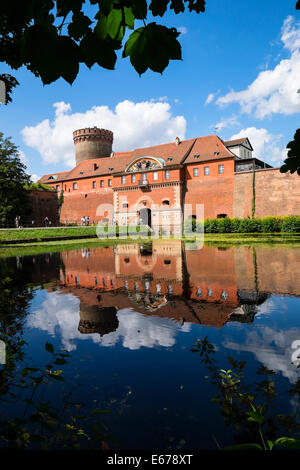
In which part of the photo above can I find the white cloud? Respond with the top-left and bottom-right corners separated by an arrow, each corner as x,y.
30,174 -> 40,182
216,16 -> 300,118
27,291 -> 191,352
214,115 -> 240,131
281,15 -> 300,52
178,26 -> 188,34
205,93 -> 215,105
21,100 -> 186,168
224,297 -> 300,384
230,126 -> 287,166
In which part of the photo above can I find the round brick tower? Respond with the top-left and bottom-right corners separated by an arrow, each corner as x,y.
73,126 -> 113,166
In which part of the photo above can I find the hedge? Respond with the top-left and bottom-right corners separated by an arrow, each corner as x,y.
185,216 -> 300,234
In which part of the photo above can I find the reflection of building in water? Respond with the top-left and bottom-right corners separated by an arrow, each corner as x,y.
57,243 -> 300,332
78,303 -> 118,336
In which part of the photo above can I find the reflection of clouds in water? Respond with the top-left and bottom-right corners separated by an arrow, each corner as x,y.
254,297 -> 288,318
101,309 -> 191,350
27,291 -> 191,352
224,325 -> 300,383
27,292 -> 84,351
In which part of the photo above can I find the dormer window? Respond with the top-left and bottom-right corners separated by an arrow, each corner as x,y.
94,164 -> 98,171
167,157 -> 173,162
214,151 -> 220,156
194,154 -> 200,159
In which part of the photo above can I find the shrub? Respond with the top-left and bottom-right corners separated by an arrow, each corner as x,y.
230,218 -> 241,233
281,216 -> 300,233
217,217 -> 232,233
261,216 -> 281,233
204,219 -> 219,233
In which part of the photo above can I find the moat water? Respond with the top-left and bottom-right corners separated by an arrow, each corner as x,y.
1,241 -> 300,449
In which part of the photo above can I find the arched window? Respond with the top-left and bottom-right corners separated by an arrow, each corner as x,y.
162,200 -> 170,206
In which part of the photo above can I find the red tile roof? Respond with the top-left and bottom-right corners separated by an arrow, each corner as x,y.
40,135 -> 236,183
224,138 -> 246,146
183,135 -> 235,164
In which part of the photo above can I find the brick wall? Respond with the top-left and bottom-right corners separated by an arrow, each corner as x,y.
234,168 -> 300,218
29,190 -> 59,226
60,189 -> 114,224
184,159 -> 235,218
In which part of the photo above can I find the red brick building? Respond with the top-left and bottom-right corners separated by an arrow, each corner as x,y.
40,127 -> 300,227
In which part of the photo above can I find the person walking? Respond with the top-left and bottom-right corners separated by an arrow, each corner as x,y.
86,216 -> 90,226
44,216 -> 49,227
15,215 -> 21,229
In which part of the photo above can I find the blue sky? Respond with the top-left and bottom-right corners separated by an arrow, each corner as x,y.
1,0 -> 299,180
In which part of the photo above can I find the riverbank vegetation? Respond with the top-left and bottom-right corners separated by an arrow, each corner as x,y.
0,225 -> 151,245
189,215 -> 300,234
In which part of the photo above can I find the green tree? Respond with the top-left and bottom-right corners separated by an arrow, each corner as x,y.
0,133 -> 31,226
280,128 -> 300,176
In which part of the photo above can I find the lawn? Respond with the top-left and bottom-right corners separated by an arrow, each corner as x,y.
0,225 -> 151,244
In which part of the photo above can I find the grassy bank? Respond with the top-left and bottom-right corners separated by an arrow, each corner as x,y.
0,232 -> 300,259
0,237 -> 152,258
0,225 -> 150,245
198,233 -> 300,246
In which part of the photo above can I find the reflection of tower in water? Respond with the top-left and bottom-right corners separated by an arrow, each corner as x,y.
78,302 -> 119,336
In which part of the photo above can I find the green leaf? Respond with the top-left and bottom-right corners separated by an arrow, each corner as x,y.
54,358 -> 67,365
106,8 -> 123,39
68,11 -> 92,40
21,26 -> 81,84
21,367 -> 40,377
130,0 -> 147,19
225,443 -> 263,450
56,0 -> 84,17
45,342 -> 54,354
150,0 -> 169,17
274,437 -> 300,449
80,31 -> 120,69
98,0 -> 114,16
123,23 -> 181,75
247,410 -> 265,426
267,440 -> 275,450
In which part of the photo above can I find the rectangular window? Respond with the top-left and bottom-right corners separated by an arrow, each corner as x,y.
73,182 -> 78,190
153,171 -> 158,181
108,179 -> 112,187
131,174 -> 136,183
92,181 -> 96,188
218,164 -> 224,174
56,185 -> 60,191
204,166 -> 210,176
165,170 -> 170,180
193,168 -> 199,177
142,173 -> 147,183
121,175 -> 126,184
100,180 -> 104,187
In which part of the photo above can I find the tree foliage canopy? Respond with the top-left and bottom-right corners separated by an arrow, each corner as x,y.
0,1 -> 299,172
280,129 -> 300,175
0,133 -> 31,226
0,0 -> 205,90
